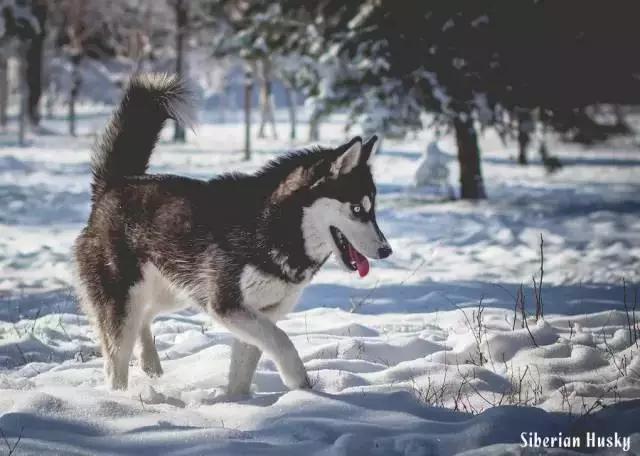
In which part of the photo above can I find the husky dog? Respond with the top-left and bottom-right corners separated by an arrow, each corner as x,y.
74,74 -> 392,394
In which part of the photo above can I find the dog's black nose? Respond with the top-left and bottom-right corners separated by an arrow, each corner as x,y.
378,246 -> 392,259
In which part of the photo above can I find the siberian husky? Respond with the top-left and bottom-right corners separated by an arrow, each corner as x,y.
74,74 -> 392,394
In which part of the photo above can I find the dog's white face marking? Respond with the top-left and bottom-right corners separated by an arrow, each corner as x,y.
361,195 -> 372,213
302,197 -> 388,266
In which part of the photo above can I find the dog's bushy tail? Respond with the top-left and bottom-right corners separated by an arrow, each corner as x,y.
91,73 -> 193,201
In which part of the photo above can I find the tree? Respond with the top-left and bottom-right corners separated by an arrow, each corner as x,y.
256,57 -> 277,139
200,0 -> 341,149
25,0 -> 47,127
516,109 -> 534,165
49,0 -> 157,136
51,0 -> 120,135
171,0 -> 188,142
0,0 -> 39,143
274,54 -> 304,140
243,61 -> 253,160
310,0 -> 640,198
201,0 -> 640,183
315,1 -> 493,198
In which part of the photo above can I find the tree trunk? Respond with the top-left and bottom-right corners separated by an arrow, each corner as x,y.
517,130 -> 529,165
45,90 -> 55,120
26,0 -> 47,127
257,59 -> 277,139
453,116 -> 486,199
18,44 -> 28,146
516,109 -> 534,165
283,84 -> 296,140
243,64 -> 253,161
69,54 -> 81,137
0,52 -> 8,129
173,0 -> 187,142
308,106 -> 321,142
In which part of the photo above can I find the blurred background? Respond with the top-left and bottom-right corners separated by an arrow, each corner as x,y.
1,1 -> 639,174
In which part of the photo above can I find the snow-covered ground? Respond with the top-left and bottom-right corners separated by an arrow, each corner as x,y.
1,115 -> 640,455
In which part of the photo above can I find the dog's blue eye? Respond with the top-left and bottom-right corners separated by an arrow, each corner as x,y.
351,204 -> 362,214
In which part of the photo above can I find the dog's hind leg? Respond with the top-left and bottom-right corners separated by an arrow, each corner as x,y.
105,302 -> 142,390
227,339 -> 261,397
76,259 -> 144,389
137,322 -> 163,377
81,290 -> 141,391
215,305 -> 309,391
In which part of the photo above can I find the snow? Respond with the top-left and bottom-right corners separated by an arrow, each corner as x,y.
1,115 -> 640,454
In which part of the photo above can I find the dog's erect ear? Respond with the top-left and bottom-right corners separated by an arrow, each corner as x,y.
330,137 -> 362,177
271,166 -> 311,203
361,135 -> 379,164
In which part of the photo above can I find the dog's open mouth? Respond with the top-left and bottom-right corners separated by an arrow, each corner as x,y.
330,226 -> 370,277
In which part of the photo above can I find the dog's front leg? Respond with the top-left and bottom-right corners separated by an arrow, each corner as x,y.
216,304 -> 310,391
227,339 -> 261,397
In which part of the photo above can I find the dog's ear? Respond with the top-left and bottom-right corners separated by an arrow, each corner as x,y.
271,166 -> 311,204
361,135 -> 379,164
330,137 -> 362,177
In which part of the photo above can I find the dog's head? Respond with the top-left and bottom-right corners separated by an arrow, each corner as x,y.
295,135 -> 392,277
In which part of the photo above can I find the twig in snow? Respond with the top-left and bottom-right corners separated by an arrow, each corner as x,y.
600,327 -> 639,379
29,307 -> 42,335
568,320 -> 574,342
457,296 -> 486,366
518,284 -> 526,329
349,280 -> 380,313
518,284 -> 538,347
633,287 -> 638,348
532,275 -> 541,321
622,279 -> 638,347
558,380 -> 573,416
472,297 -> 486,366
536,234 -> 544,319
0,425 -> 24,456
57,316 -> 72,341
304,312 -> 311,343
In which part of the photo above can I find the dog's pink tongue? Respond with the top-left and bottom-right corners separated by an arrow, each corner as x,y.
348,245 -> 370,278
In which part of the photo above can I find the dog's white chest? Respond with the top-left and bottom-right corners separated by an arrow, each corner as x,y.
239,265 -> 304,311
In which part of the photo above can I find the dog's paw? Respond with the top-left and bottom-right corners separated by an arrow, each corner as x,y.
141,363 -> 163,378
225,385 -> 253,399
283,372 -> 311,391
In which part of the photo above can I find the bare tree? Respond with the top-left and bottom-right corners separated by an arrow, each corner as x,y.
282,83 -> 296,140
0,0 -> 40,139
0,50 -> 8,129
54,0 -> 128,136
275,55 -> 303,141
454,115 -> 486,200
25,0 -> 47,127
64,16 -> 83,137
17,42 -> 28,145
308,105 -> 321,142
257,58 -> 277,139
56,0 -> 92,136
516,109 -> 534,165
172,0 -> 188,142
244,61 -> 254,160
